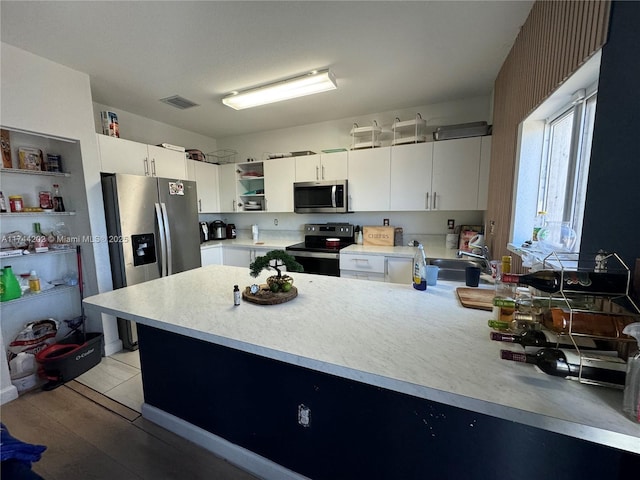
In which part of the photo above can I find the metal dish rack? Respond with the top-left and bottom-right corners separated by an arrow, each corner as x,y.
539,251 -> 639,389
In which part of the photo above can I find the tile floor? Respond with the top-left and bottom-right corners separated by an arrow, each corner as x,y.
75,348 -> 144,413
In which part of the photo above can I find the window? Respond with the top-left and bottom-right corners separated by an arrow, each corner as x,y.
510,51 -> 601,255
537,91 -> 597,250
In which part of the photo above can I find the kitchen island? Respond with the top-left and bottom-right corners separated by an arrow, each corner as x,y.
83,265 -> 639,479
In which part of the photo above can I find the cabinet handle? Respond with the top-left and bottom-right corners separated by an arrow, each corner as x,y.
198,199 -> 202,212
151,159 -> 157,177
316,165 -> 319,180
144,157 -> 150,176
425,192 -> 429,210
232,200 -> 236,212
322,165 -> 325,180
433,192 -> 437,210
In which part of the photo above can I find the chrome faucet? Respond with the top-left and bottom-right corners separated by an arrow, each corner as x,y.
457,245 -> 492,274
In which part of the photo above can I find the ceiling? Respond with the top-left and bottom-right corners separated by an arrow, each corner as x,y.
1,1 -> 533,140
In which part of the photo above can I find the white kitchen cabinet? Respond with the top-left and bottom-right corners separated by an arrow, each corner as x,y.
222,246 -> 270,267
97,134 -> 148,176
295,151 -> 348,182
389,143 -> 433,211
431,137 -> 482,211
222,247 -> 251,267
186,160 -> 220,213
341,252 -> 412,284
264,157 -> 295,212
218,163 -> 238,212
477,136 -> 491,210
385,256 -> 412,284
236,162 -> 265,212
347,147 -> 391,212
147,144 -> 187,179
97,134 -> 187,179
201,245 -> 223,266
339,252 -> 386,282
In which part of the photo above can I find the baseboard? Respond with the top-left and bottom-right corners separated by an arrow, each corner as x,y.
141,403 -> 310,480
0,384 -> 19,405
103,338 -> 123,357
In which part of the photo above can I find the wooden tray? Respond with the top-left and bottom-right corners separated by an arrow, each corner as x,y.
242,284 -> 297,305
455,287 -> 494,311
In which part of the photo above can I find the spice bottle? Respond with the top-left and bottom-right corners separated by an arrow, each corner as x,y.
233,285 -> 241,306
0,191 -> 7,212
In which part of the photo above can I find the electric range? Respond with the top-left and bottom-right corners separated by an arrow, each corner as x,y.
286,223 -> 355,276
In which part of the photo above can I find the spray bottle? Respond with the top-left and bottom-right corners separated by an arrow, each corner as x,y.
622,322 -> 640,422
412,243 -> 427,291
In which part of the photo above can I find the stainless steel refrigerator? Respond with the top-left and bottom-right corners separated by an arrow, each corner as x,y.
101,173 -> 201,350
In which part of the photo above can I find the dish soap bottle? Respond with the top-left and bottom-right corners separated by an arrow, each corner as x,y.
622,323 -> 640,422
412,243 -> 427,290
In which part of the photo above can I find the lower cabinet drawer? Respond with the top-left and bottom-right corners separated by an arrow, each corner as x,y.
340,270 -> 385,282
339,254 -> 385,273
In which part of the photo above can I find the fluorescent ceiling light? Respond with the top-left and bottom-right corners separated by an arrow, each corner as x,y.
222,69 -> 337,110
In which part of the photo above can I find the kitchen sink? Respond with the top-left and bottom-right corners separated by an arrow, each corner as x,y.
429,258 -> 490,283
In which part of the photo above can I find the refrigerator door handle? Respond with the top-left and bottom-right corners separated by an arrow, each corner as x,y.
160,202 -> 173,276
155,203 -> 168,277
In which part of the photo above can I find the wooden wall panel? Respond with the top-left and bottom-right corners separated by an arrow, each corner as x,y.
486,0 -> 611,271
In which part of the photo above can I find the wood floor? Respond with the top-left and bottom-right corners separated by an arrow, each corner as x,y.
0,382 -> 258,480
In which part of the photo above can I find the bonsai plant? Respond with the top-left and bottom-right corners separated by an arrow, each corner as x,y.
249,250 -> 303,293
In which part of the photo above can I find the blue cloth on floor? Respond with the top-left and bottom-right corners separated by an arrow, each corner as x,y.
0,422 -> 46,464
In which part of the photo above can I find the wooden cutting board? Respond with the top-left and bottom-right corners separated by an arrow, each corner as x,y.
455,287 -> 494,311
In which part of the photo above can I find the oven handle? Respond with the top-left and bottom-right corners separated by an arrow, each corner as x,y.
286,249 -> 340,260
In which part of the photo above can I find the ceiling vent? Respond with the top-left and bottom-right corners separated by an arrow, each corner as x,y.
159,95 -> 199,109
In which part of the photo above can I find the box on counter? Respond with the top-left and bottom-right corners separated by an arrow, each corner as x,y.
363,226 -> 395,246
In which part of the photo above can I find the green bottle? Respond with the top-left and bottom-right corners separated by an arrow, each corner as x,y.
1,266 -> 22,302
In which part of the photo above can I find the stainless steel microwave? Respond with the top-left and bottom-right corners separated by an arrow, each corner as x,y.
293,180 -> 349,213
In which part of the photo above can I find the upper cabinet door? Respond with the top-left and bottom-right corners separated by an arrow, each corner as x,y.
432,137 -> 482,211
389,143 -> 433,211
295,154 -> 321,182
319,151 -> 348,181
348,147 -> 391,212
264,157 -> 295,212
194,161 -> 220,213
147,144 -> 187,179
218,163 -> 237,212
97,134 -> 148,176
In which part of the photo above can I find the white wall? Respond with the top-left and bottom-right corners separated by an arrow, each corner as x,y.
93,102 -> 218,154
216,96 -> 491,162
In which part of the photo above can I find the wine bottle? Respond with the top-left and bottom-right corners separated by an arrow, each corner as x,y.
490,329 -> 599,349
546,308 -> 636,339
500,348 -> 626,386
501,270 -> 629,295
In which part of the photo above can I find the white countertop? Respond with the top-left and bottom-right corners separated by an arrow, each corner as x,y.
83,265 -> 640,453
201,235 -> 461,260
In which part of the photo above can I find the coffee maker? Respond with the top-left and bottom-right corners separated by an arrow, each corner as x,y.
199,222 -> 209,243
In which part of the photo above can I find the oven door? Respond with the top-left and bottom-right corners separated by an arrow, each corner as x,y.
287,250 -> 340,277
293,180 -> 348,213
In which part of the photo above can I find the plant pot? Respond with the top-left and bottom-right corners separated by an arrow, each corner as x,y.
266,275 -> 294,293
